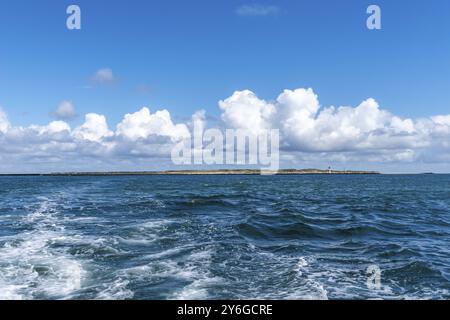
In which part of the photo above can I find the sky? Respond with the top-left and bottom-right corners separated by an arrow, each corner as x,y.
0,0 -> 450,173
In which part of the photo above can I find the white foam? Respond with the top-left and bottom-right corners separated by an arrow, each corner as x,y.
95,278 -> 134,300
294,256 -> 309,274
0,198 -> 87,299
171,276 -> 223,300
169,248 -> 224,300
0,281 -> 27,300
115,247 -> 222,300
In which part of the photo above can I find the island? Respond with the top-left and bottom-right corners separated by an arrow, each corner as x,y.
0,169 -> 380,176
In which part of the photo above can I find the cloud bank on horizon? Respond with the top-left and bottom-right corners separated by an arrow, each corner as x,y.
1,88 -> 450,173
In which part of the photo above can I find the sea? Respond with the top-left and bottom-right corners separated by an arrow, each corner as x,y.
0,174 -> 449,300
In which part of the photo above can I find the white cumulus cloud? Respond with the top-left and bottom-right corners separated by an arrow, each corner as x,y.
219,90 -> 276,135
52,101 -> 77,120
116,107 -> 190,142
74,114 -> 113,143
0,88 -> 450,173
219,88 -> 450,164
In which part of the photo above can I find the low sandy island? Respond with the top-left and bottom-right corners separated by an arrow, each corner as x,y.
24,169 -> 380,176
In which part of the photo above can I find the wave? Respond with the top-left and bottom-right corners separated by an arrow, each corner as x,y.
0,199 -> 86,300
1,175 -> 449,300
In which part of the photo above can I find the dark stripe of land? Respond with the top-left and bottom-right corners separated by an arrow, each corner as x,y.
0,169 -> 380,176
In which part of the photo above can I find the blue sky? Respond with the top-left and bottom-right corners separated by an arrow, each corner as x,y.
1,0 -> 449,125
0,0 -> 450,173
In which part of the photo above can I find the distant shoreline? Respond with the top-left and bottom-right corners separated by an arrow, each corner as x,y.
0,169 -> 381,176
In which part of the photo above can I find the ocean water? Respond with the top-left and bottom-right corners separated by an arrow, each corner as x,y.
0,174 -> 449,300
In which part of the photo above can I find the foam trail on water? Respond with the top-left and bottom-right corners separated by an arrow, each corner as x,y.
0,199 -> 86,300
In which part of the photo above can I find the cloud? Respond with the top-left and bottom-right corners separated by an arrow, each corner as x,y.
0,105 -> 192,172
74,114 -> 113,143
35,121 -> 71,136
236,4 -> 280,17
52,101 -> 77,120
116,107 -> 190,142
91,68 -> 115,85
1,88 -> 450,173
0,107 -> 10,133
219,90 -> 275,135
219,89 -> 450,164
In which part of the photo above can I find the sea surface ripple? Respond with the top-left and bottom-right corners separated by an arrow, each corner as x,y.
0,175 -> 449,300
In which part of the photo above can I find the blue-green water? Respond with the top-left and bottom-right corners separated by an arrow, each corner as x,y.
0,175 -> 449,300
